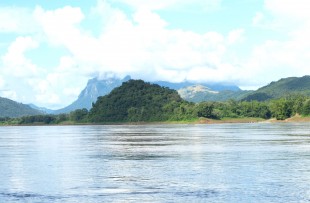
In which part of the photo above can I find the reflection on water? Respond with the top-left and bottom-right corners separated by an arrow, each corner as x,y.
0,123 -> 310,202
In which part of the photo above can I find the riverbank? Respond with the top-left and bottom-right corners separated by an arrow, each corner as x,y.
1,115 -> 310,126
197,115 -> 310,124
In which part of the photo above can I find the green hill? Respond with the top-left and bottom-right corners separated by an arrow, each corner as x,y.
0,97 -> 42,118
243,75 -> 310,101
88,80 -> 193,122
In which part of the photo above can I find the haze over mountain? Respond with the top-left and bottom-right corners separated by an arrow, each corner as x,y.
0,97 -> 42,118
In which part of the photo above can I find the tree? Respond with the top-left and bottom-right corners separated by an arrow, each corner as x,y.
270,98 -> 292,120
196,102 -> 216,119
70,108 -> 88,122
301,99 -> 310,116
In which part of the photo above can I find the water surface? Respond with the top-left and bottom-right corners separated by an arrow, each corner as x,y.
0,123 -> 310,202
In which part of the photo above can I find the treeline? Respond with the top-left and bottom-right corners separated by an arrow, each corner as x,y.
4,96 -> 309,125
1,80 -> 310,125
0,109 -> 89,125
197,94 -> 310,120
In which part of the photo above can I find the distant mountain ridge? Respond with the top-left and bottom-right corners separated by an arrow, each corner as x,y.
51,76 -> 241,114
0,97 -> 42,118
153,81 -> 241,91
178,85 -> 251,102
179,75 -> 310,102
28,104 -> 54,114
50,75 -> 310,114
243,75 -> 310,101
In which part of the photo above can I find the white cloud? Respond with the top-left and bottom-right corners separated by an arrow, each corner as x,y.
244,0 -> 310,87
245,37 -> 310,85
133,8 -> 168,28
254,0 -> 310,30
34,6 -> 85,46
265,0 -> 310,21
63,87 -> 81,97
35,92 -> 61,105
252,12 -> 264,26
0,76 -> 5,89
34,1 -> 237,84
110,0 -> 222,11
1,90 -> 17,101
0,2 -> 236,108
227,29 -> 244,45
2,36 -> 42,78
0,7 -> 37,33
3,0 -> 310,108
24,55 -> 88,108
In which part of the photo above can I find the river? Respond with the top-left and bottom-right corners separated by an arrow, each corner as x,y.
0,123 -> 309,202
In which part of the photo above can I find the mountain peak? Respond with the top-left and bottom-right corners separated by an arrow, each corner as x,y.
54,75 -> 131,114
178,85 -> 219,100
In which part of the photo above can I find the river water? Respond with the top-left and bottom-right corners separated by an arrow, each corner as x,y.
0,123 -> 309,202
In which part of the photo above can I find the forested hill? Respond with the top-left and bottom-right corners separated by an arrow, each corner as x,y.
243,75 -> 310,101
0,97 -> 42,118
88,80 -> 193,122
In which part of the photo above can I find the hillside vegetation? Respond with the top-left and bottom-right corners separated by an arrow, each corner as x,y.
1,78 -> 310,125
88,80 -> 195,122
243,75 -> 310,101
0,97 -> 42,118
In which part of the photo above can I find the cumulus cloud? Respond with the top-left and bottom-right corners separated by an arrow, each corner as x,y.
110,0 -> 222,11
227,29 -> 244,45
265,0 -> 310,21
0,0 -> 245,108
252,12 -> 264,26
31,0 -> 242,84
34,6 -> 85,46
244,0 -> 310,87
2,36 -> 42,78
2,0 -> 309,108
0,7 -> 38,33
0,76 -> 5,89
1,90 -> 18,101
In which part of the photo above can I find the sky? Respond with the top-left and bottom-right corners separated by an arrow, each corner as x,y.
0,0 -> 310,109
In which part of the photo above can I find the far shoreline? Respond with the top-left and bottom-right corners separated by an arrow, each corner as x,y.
1,115 -> 310,127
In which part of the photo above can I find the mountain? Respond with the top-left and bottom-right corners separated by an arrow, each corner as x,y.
52,75 -> 242,114
28,104 -> 54,114
89,79 -> 187,122
178,85 -> 251,102
53,76 -> 131,114
153,81 -> 241,91
0,97 -> 42,118
243,75 -> 310,101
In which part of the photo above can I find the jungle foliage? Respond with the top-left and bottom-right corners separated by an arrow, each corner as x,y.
1,80 -> 310,125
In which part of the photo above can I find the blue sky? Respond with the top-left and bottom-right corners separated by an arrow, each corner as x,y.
0,0 -> 309,109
